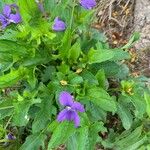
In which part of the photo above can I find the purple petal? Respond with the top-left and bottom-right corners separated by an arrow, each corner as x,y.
59,91 -> 73,106
9,13 -> 21,23
37,2 -> 44,12
57,109 -> 68,122
3,5 -> 11,17
0,14 -> 9,28
65,110 -> 75,121
57,109 -> 81,127
73,112 -> 80,127
72,102 -> 85,112
80,0 -> 96,9
7,133 -> 16,140
0,14 -> 6,22
52,17 -> 66,31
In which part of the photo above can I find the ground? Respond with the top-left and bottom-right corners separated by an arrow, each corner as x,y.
95,0 -> 150,77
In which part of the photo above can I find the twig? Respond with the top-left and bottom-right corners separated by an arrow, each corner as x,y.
121,0 -> 131,14
108,0 -> 125,27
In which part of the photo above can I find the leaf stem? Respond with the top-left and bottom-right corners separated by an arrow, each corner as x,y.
4,112 -> 14,130
69,0 -> 76,29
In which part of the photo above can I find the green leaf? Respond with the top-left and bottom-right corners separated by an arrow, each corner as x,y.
89,122 -> 107,150
41,66 -> 56,82
144,92 -> 150,117
66,135 -> 78,150
0,40 -> 28,56
60,29 -> 72,59
68,42 -> 81,63
115,64 -> 129,79
76,127 -> 89,150
122,32 -> 140,49
66,127 -> 90,150
20,133 -> 47,150
129,95 -> 146,118
13,100 -> 31,126
88,48 -> 114,64
26,68 -> 37,89
69,73 -> 83,85
117,99 -> 133,130
114,126 -> 143,149
88,103 -> 107,122
110,49 -> 130,61
87,87 -> 116,112
0,68 -> 26,89
47,120 -> 59,133
13,97 -> 41,126
44,0 -> 56,14
81,71 -> 99,86
96,69 -> 108,89
22,56 -> 51,67
18,0 -> 40,23
0,1 -> 3,12
48,121 -> 76,149
125,136 -> 147,150
32,95 -> 53,133
91,29 -> 107,42
0,99 -> 14,119
91,61 -> 129,79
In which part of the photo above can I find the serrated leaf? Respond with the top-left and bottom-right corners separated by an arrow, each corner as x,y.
76,126 -> 89,150
20,133 -> 46,150
115,64 -> 129,79
13,98 -> 41,126
88,48 -> 114,64
87,87 -> 116,112
129,95 -> 146,119
68,42 -> 81,63
0,99 -> 14,119
122,32 -> 140,49
70,76 -> 83,85
117,100 -> 133,130
0,68 -> 26,89
18,0 -> 40,23
66,127 -> 89,150
47,120 -> 59,133
22,56 -> 51,67
91,61 -> 129,79
81,71 -> 99,86
88,103 -> 107,122
32,95 -> 53,133
110,49 -> 130,61
66,135 -> 78,150
124,136 -> 147,150
41,66 -> 56,82
96,69 -> 108,89
89,122 -> 107,150
48,121 -> 76,149
115,126 -> 143,149
0,40 -> 28,56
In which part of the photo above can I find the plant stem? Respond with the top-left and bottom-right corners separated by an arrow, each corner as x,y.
69,0 -> 76,29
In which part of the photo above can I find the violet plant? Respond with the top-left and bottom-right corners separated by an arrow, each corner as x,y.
0,4 -> 21,28
0,0 -> 150,150
57,91 -> 85,127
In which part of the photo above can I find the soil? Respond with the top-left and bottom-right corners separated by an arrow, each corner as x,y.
95,0 -> 150,78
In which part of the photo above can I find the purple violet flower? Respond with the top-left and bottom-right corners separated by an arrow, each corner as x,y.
80,0 -> 96,9
0,4 -> 21,29
35,0 -> 44,12
7,133 -> 16,140
57,91 -> 85,127
52,17 -> 66,31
